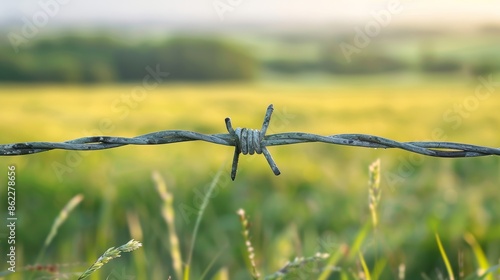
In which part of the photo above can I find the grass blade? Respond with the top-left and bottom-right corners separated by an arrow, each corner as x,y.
348,222 -> 371,261
153,171 -> 182,280
126,211 -> 147,280
464,264 -> 500,280
435,232 -> 455,280
318,222 -> 370,280
33,193 -> 84,273
185,165 -> 224,279
359,252 -> 372,280
464,232 -> 493,280
371,258 -> 387,280
199,242 -> 229,280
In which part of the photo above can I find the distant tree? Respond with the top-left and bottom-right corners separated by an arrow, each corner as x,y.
320,44 -> 408,74
158,37 -> 258,81
418,43 -> 462,74
264,59 -> 320,74
420,56 -> 462,73
470,60 -> 499,76
0,55 -> 30,81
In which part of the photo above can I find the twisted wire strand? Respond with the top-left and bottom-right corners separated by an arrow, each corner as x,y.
1,104 -> 499,180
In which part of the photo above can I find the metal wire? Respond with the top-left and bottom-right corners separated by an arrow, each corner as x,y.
1,104 -> 499,180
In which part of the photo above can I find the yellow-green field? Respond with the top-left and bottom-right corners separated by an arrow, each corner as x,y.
0,82 -> 499,279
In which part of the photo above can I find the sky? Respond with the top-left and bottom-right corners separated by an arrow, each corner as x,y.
1,0 -> 500,30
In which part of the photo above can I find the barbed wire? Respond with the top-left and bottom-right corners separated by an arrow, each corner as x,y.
1,104 -> 499,180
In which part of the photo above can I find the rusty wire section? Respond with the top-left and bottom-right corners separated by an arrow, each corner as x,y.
1,104 -> 499,180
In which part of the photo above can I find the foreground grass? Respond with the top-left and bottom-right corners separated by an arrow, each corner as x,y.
0,81 -> 499,278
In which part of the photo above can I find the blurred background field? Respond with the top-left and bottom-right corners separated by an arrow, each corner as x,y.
1,82 -> 500,279
1,0 -> 500,279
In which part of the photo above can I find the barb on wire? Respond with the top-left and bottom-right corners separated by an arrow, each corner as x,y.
1,104 -> 499,180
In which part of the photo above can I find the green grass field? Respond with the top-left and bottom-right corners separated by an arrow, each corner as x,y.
0,81 -> 499,279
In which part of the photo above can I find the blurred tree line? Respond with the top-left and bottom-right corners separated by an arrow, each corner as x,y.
0,36 -> 258,83
0,34 -> 498,83
264,40 -> 500,77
